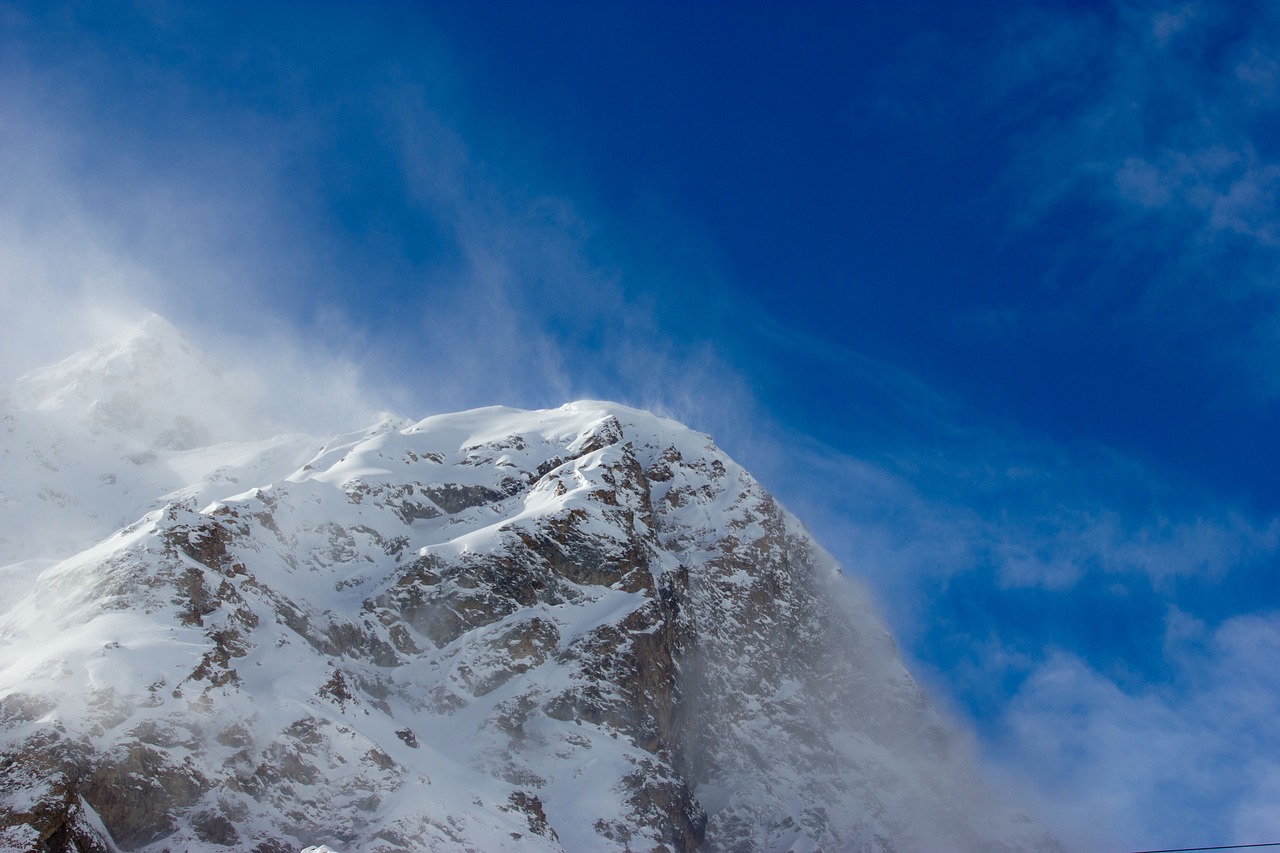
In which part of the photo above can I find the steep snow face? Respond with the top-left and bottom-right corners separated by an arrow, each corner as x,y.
0,314 -> 319,565
0,325 -> 1062,852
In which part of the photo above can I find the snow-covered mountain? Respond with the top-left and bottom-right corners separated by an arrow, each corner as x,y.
0,319 -> 1062,852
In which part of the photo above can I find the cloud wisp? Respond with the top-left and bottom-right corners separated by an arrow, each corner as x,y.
990,611 -> 1280,851
989,0 -> 1280,395
0,4 -> 753,443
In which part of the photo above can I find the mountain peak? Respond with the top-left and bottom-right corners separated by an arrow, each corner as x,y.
0,315 -> 305,565
134,311 -> 189,346
13,313 -> 202,403
8,311 -> 255,441
0,324 -> 1062,852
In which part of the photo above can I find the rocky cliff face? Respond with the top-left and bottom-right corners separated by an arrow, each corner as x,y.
0,323 -> 1062,852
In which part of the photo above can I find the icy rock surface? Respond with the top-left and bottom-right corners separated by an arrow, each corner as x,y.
0,322 -> 1063,852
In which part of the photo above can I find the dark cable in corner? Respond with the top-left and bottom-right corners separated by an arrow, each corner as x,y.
1127,842 -> 1280,853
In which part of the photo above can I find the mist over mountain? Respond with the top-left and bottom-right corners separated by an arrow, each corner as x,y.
0,314 -> 320,569
0,318 -> 1062,852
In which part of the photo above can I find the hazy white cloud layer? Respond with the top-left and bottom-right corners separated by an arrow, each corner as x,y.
991,612 -> 1280,851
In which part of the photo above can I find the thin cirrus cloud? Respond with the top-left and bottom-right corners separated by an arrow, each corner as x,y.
990,0 -> 1280,391
880,0 -> 1280,404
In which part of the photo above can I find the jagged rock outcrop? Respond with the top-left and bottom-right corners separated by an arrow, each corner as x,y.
0,323 -> 1062,852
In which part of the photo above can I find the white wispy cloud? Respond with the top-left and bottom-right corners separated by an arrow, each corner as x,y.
989,0 -> 1280,391
0,4 -> 759,442
0,111 -> 383,437
991,610 -> 1280,851
882,0 -> 1280,394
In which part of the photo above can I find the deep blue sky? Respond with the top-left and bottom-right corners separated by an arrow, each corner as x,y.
428,0 -> 1279,511
3,2 -> 1279,849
